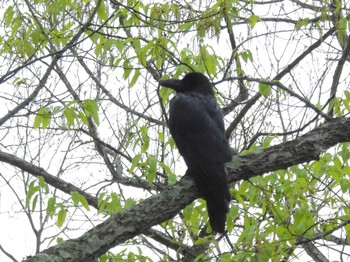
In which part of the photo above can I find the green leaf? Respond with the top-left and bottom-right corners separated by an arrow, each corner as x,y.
78,111 -> 88,125
226,204 -> 239,232
4,6 -> 14,27
33,113 -> 42,129
41,112 -> 51,128
146,156 -> 157,185
11,16 -> 22,37
56,237 -> 63,244
296,18 -> 309,30
159,162 -> 177,184
124,198 -> 136,209
78,193 -> 90,211
344,90 -> 350,112
194,237 -> 211,245
179,22 -> 194,31
47,197 -> 56,218
113,39 -> 125,52
99,193 -> 122,214
26,181 -> 40,208
84,99 -> 99,125
37,176 -> 49,193
338,18 -> 348,47
57,208 -> 67,227
183,202 -> 194,221
129,69 -> 140,88
157,131 -> 164,142
31,27 -> 43,47
85,29 -> 99,44
340,142 -> 350,162
97,0 -> 108,21
292,208 -> 314,236
63,107 -> 77,127
259,82 -> 271,98
71,191 -> 80,206
32,194 -> 38,211
159,86 -> 173,104
140,125 -> 149,153
123,60 -> 132,80
71,191 -> 90,211
200,46 -> 217,76
240,50 -> 253,63
34,107 -> 51,128
263,134 -> 276,148
248,15 -> 260,29
129,154 -> 142,174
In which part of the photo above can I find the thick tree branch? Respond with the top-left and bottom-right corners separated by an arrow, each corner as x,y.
18,116 -> 350,261
301,240 -> 329,262
228,117 -> 350,181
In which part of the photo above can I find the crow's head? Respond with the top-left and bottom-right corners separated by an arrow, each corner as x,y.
160,72 -> 213,95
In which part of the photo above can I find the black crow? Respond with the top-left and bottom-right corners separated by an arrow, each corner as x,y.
160,72 -> 232,233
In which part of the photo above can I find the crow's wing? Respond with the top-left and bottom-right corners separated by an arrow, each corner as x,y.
169,93 -> 232,166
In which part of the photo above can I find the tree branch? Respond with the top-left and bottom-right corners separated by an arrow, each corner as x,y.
19,116 -> 350,261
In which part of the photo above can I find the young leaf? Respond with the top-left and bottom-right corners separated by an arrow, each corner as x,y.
159,162 -> 177,184
4,6 -> 14,27
146,155 -> 157,185
78,193 -> 90,211
263,134 -> 276,148
34,107 -> 51,128
57,208 -> 67,227
159,86 -> 173,104
129,154 -> 142,174
140,125 -> 150,153
71,191 -> 90,211
33,113 -> 42,129
296,18 -> 309,30
240,50 -> 253,63
129,69 -> 140,88
32,194 -> 38,212
338,18 -> 348,47
26,181 -> 40,208
63,107 -> 77,127
71,191 -> 80,206
259,82 -> 271,98
78,111 -> 88,125
97,0 -> 108,21
56,237 -> 63,244
248,15 -> 260,29
84,99 -> 99,125
47,197 -> 56,218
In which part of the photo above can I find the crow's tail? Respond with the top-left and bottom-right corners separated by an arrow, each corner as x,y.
190,165 -> 231,233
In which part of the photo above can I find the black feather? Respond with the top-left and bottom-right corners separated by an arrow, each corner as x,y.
160,72 -> 232,233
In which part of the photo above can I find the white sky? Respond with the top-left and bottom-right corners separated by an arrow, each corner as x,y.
1,0 -> 350,261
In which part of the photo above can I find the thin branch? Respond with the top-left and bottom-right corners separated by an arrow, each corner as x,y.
0,0 -> 104,127
71,48 -> 164,126
327,34 -> 350,116
232,77 -> 331,121
0,244 -> 18,262
295,217 -> 350,246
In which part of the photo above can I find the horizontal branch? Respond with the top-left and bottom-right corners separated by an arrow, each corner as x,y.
17,116 -> 350,261
0,150 -> 98,208
227,117 -> 350,181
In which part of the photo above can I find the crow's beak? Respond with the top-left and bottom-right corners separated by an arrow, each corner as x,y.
159,79 -> 182,92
